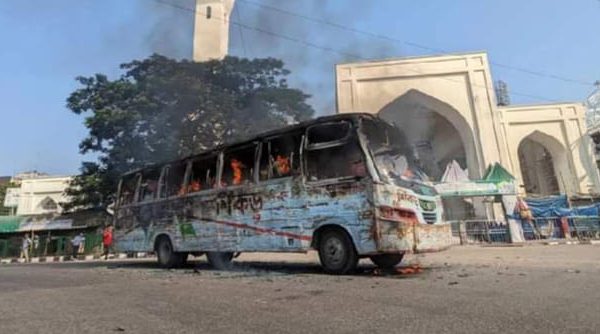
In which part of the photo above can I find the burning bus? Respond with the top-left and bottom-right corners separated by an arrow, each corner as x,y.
113,113 -> 452,274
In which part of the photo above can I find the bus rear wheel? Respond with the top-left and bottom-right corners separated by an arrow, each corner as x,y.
369,254 -> 404,269
318,230 -> 358,275
156,237 -> 185,268
206,252 -> 235,270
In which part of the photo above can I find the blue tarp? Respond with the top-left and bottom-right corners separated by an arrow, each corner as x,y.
524,195 -> 600,218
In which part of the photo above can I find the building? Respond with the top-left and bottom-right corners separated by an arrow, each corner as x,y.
13,176 -> 71,216
193,0 -> 235,62
335,52 -> 600,200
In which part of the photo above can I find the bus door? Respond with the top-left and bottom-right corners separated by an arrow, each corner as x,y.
157,162 -> 188,236
256,132 -> 306,250
136,167 -> 162,248
303,121 -> 371,242
217,144 -> 260,251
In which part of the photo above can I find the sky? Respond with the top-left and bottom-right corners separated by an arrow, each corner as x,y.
0,0 -> 599,176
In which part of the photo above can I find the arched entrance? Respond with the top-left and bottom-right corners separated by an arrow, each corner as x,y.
378,89 -> 484,219
378,89 -> 480,181
517,131 -> 568,195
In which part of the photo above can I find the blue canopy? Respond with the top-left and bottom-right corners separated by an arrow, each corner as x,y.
524,195 -> 600,218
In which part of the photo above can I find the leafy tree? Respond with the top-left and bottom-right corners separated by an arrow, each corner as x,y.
64,55 -> 314,211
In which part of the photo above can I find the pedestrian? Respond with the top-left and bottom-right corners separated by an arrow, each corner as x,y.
21,234 -> 32,263
71,232 -> 85,260
102,225 -> 113,260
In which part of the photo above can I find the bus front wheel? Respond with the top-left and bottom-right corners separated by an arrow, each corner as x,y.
156,237 -> 185,268
206,252 -> 234,270
318,230 -> 358,275
369,254 -> 404,269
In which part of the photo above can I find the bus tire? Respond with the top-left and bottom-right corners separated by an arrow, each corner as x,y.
155,236 -> 184,268
369,254 -> 404,269
318,229 -> 358,275
206,252 -> 234,270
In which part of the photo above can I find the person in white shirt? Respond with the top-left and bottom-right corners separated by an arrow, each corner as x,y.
71,233 -> 85,260
21,235 -> 31,262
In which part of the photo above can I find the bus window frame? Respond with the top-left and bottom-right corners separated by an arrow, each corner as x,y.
117,172 -> 142,209
157,165 -> 169,199
259,133 -> 304,182
303,121 -> 369,185
139,168 -> 162,204
186,153 -> 220,194
220,142 -> 259,188
305,120 -> 352,151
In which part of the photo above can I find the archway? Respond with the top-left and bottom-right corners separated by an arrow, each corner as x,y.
378,89 -> 480,180
378,89 -> 484,219
517,131 -> 568,195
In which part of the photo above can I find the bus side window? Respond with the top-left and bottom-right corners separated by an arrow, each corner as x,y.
119,174 -> 139,206
223,145 -> 257,186
189,155 -> 218,193
305,122 -> 365,181
139,168 -> 161,202
259,133 -> 302,181
163,162 -> 187,198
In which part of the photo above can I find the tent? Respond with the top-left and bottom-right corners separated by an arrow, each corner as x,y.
441,160 -> 469,183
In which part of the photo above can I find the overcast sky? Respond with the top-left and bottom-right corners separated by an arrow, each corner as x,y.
0,0 -> 599,176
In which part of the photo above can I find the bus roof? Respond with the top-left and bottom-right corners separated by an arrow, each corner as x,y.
121,112 -> 378,177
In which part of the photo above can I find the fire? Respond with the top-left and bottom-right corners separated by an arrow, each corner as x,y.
231,159 -> 244,185
274,155 -> 290,175
372,264 -> 423,276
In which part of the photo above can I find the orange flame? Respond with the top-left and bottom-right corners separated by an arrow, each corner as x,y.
231,159 -> 244,185
275,155 -> 290,175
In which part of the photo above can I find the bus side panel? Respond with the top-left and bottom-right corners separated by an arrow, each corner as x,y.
303,181 -> 377,255
177,179 -> 312,252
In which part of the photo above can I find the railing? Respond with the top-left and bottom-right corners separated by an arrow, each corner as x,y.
450,220 -> 510,244
451,216 -> 600,245
0,231 -> 103,259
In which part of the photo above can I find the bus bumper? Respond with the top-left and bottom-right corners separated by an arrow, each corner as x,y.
374,220 -> 453,253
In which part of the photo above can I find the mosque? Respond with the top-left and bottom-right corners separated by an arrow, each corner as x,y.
193,0 -> 600,207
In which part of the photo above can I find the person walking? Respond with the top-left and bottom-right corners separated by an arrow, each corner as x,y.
102,225 -> 113,260
21,235 -> 31,263
71,232 -> 85,260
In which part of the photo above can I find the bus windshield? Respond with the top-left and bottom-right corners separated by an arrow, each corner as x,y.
360,117 -> 437,196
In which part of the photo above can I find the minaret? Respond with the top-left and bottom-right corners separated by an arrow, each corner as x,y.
193,0 -> 235,62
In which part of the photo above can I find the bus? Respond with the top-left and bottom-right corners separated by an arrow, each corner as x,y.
113,113 -> 452,274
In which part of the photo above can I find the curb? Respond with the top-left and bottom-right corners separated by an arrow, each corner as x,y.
0,253 -> 143,265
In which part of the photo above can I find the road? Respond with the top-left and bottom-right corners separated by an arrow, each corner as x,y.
0,244 -> 599,334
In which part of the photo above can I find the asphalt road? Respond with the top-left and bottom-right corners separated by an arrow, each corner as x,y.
0,245 -> 599,334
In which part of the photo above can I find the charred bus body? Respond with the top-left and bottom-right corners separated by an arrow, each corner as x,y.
113,113 -> 451,274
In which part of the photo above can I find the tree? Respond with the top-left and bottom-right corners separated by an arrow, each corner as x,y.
64,55 -> 314,211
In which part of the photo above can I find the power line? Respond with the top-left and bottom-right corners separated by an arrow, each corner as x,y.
233,2 -> 248,57
237,0 -> 595,88
152,0 -> 560,103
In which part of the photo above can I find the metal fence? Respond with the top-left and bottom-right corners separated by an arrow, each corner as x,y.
451,220 -> 510,244
451,216 -> 600,245
0,232 -> 103,259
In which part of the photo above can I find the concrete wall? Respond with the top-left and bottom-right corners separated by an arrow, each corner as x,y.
336,51 -> 600,196
16,177 -> 71,216
499,103 -> 600,195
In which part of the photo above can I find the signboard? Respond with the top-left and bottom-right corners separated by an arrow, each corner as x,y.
434,181 -> 516,197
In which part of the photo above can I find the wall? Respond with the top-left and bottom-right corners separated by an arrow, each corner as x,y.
16,177 -> 72,216
336,51 -> 600,197
499,103 -> 600,195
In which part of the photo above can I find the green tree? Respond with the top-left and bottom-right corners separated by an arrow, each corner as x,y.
65,55 -> 314,211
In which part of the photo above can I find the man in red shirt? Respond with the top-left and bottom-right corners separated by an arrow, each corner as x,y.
102,225 -> 113,260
